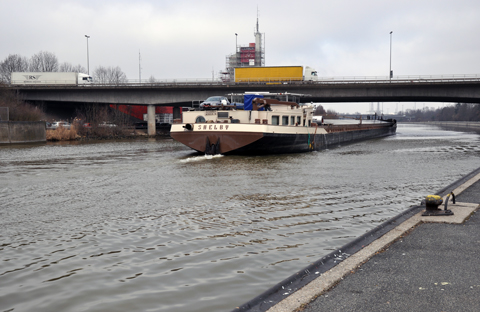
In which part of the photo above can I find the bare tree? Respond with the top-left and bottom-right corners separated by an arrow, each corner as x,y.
58,62 -> 74,72
73,64 -> 87,73
29,51 -> 59,72
0,87 -> 46,121
314,105 -> 326,116
76,104 -> 131,138
93,66 -> 109,83
0,54 -> 29,83
77,104 -> 109,124
148,76 -> 157,83
325,109 -> 339,119
107,66 -> 128,84
58,62 -> 87,73
111,104 -> 133,127
93,66 -> 127,84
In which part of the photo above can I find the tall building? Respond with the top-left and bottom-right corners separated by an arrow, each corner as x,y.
221,16 -> 265,82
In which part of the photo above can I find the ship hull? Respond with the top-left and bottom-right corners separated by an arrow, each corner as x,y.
170,122 -> 397,155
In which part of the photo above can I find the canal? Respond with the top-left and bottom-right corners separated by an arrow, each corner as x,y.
1,124 -> 479,312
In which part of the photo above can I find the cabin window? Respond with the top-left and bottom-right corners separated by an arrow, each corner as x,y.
308,120 -> 312,127
217,112 -> 229,119
272,116 -> 280,125
297,116 -> 301,126
291,116 -> 295,125
195,116 -> 206,123
282,116 -> 289,125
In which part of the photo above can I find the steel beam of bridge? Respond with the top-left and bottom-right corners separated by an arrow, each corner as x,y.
9,78 -> 479,135
9,79 -> 480,106
302,80 -> 480,103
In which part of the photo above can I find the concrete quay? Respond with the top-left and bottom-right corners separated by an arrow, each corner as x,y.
0,121 -> 46,144
235,167 -> 480,312
424,121 -> 480,130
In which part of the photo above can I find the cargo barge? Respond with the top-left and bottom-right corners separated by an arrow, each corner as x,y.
170,92 -> 397,155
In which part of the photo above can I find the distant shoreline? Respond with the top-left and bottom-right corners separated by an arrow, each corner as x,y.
401,121 -> 480,130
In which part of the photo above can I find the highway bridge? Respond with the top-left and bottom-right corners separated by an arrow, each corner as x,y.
5,75 -> 480,135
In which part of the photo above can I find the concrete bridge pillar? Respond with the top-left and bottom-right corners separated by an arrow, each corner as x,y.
147,104 -> 156,136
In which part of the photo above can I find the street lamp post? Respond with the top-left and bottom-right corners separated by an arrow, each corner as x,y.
389,31 -> 393,81
85,35 -> 90,75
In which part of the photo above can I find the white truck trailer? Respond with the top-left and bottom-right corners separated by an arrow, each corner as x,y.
10,72 -> 93,85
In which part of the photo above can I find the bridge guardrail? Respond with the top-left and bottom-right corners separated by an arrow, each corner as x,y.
3,74 -> 480,88
314,74 -> 480,84
94,74 -> 480,86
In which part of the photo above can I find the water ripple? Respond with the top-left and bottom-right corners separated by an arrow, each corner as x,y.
0,125 -> 478,312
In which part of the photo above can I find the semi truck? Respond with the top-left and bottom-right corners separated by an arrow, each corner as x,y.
10,72 -> 93,85
234,66 -> 318,83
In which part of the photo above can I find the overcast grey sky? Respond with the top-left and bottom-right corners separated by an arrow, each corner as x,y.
2,0 -> 479,113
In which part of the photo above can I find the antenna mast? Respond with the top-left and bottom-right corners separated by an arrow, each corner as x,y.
256,7 -> 259,33
139,50 -> 142,83
254,7 -> 264,66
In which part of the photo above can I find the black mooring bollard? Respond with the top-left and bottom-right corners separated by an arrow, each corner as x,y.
422,194 -> 454,216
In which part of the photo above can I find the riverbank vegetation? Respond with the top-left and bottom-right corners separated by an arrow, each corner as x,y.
0,86 -> 150,141
46,125 -> 77,141
401,103 -> 480,122
46,123 -> 150,142
74,105 -> 138,139
314,105 -> 339,118
0,83 -> 46,121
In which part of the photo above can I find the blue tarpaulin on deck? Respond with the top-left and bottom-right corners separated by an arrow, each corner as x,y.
244,94 -> 264,111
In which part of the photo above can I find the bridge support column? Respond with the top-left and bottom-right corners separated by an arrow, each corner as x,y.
147,104 -> 156,136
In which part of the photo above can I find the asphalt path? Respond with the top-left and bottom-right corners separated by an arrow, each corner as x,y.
301,191 -> 480,312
